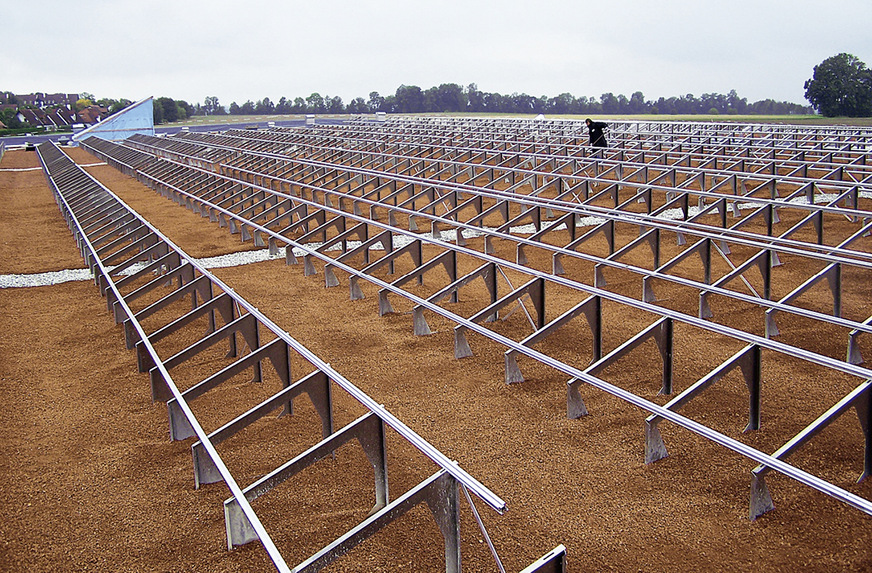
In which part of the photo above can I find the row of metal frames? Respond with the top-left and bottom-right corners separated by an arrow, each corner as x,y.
80,114 -> 872,524
36,140 -> 566,573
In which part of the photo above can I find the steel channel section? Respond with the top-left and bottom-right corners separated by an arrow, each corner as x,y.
748,379 -> 872,519
70,142 -> 505,511
287,145 -> 872,264
360,115 -> 872,144
519,544 -> 567,573
240,119 -> 865,177
90,128 -> 872,528
88,136 -> 872,386
455,118 -> 872,161
277,157 -> 872,326
38,143 -> 511,570
206,143 -> 872,248
235,147 -> 872,365
285,131 -> 872,204
141,126 -> 872,235
82,138 -> 872,519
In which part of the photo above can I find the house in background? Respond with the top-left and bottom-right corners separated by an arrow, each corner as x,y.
2,92 -> 103,129
76,105 -> 109,125
15,92 -> 79,110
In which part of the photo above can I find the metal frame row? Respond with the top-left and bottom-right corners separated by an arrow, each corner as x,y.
128,129 -> 872,366
36,141 -> 565,573
347,115 -> 872,155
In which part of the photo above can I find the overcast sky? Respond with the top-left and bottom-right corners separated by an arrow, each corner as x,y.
3,0 -> 870,110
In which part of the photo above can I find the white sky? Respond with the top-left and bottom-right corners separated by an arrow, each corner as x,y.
3,0 -> 870,109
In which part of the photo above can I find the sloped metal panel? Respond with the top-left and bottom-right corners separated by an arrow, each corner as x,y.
72,96 -> 154,142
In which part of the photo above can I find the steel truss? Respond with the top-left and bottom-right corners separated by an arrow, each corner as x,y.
36,141 -> 565,573
79,118 -> 872,524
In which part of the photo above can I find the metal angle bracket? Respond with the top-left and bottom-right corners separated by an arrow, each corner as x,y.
505,295 -> 602,385
645,344 -> 761,464
284,470 -> 460,573
567,316 -> 674,419
224,412 -> 390,549
749,380 -> 872,520
192,369 -> 334,488
167,338 -> 291,441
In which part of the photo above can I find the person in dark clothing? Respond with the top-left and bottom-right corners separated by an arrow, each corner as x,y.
585,118 -> 608,148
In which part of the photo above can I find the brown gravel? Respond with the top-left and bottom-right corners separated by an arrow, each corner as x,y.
1,145 -> 871,572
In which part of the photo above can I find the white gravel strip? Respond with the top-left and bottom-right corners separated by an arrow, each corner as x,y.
0,268 -> 95,288
0,162 -> 106,173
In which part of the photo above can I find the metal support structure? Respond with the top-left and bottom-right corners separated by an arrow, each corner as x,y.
82,129 -> 872,527
645,344 -> 761,463
38,141 -> 513,573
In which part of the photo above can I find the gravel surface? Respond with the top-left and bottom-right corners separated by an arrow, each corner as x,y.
1,146 -> 871,572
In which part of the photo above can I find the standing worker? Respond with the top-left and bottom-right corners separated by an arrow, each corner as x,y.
585,118 -> 608,148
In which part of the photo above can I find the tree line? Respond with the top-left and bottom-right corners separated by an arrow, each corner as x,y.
10,52 -> 868,130
168,85 -> 810,123
200,52 -> 871,120
108,53 -> 872,122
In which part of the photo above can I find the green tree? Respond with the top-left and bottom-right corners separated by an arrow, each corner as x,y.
600,92 -> 619,114
326,95 -> 344,113
203,96 -> 221,115
367,92 -> 384,113
255,97 -> 275,114
466,84 -> 484,113
177,100 -> 194,120
275,97 -> 291,114
0,108 -> 23,128
152,99 -> 164,124
94,98 -> 131,115
347,97 -> 367,114
434,83 -> 466,112
422,86 -> 438,112
306,93 -> 325,113
156,97 -> 179,122
628,91 -> 647,114
726,89 -> 747,114
395,85 -> 424,113
804,53 -> 872,117
111,99 -> 132,114
547,93 -> 576,114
